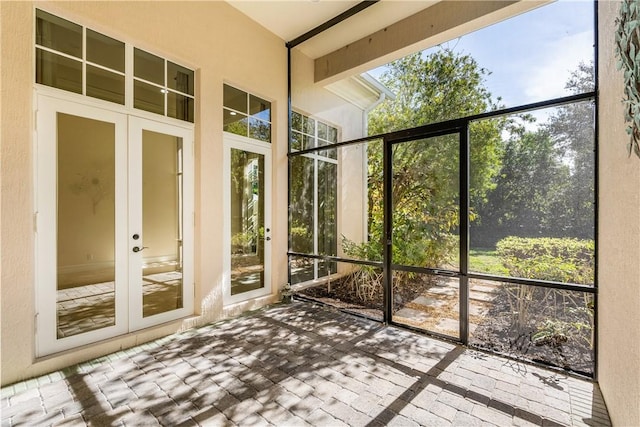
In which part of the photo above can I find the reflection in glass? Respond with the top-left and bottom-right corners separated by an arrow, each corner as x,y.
134,80 -> 164,115
36,49 -> 82,94
469,279 -> 594,375
56,113 -> 115,338
224,109 -> 248,136
142,130 -> 183,317
168,92 -> 194,123
230,149 -> 265,295
223,84 -> 247,113
168,62 -> 194,95
289,155 -> 314,254
391,134 -> 459,269
87,65 -> 125,105
87,29 -> 125,72
249,118 -> 271,143
36,9 -> 82,58
134,48 -> 164,85
249,94 -> 271,121
392,272 -> 460,339
470,103 -> 595,285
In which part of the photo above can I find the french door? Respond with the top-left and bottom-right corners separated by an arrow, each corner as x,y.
223,134 -> 272,305
35,95 -> 193,356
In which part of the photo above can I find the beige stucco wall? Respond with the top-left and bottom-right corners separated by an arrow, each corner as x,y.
1,0 -> 293,386
597,2 -> 640,426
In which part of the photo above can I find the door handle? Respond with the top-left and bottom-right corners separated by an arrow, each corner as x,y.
132,246 -> 148,253
266,237 -> 271,241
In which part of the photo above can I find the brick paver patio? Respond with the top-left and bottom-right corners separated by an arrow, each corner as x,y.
1,301 -> 610,426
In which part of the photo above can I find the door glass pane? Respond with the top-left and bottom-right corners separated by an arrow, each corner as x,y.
87,65 -> 125,105
87,29 -> 125,72
230,148 -> 265,295
57,113 -> 115,338
36,48 -> 82,94
391,134 -> 460,270
142,130 -> 183,317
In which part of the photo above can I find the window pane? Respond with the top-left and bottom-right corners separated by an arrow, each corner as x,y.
318,122 -> 328,140
292,111 -> 303,132
87,65 -> 125,105
290,156 -> 314,253
249,118 -> 271,143
223,84 -> 247,113
469,279 -> 595,376
142,131 -> 183,317
168,62 -> 194,96
134,48 -> 164,85
36,48 -> 82,94
36,9 -> 82,58
291,131 -> 303,151
86,29 -> 125,72
56,113 -> 115,338
223,109 -> 248,136
303,116 -> 315,135
249,95 -> 271,122
470,103 -> 595,285
134,80 -> 164,115
168,92 -> 194,123
317,160 -> 337,256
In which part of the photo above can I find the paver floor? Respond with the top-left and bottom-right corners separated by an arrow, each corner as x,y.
1,301 -> 610,426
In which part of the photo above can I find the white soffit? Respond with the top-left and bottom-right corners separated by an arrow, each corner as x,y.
326,73 -> 395,110
226,0 -> 438,58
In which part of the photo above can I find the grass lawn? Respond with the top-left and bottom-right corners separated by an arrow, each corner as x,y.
469,248 -> 509,276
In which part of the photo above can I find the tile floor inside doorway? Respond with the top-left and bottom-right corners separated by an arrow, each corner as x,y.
2,301 -> 610,426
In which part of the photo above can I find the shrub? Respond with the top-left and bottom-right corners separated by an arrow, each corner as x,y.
496,237 -> 594,285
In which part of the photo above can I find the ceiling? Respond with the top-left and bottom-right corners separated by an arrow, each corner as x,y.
226,1 -> 438,59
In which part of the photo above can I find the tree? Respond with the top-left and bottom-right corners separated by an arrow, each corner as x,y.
350,49 -> 504,269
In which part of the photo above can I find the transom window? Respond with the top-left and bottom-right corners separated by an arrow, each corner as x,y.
291,111 -> 338,159
35,9 -> 195,123
223,84 -> 271,143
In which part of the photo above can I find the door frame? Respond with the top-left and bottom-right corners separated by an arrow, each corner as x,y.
128,116 -> 195,331
222,133 -> 272,305
35,93 -> 195,356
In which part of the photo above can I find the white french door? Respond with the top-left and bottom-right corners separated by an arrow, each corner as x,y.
35,95 -> 193,356
223,134 -> 272,305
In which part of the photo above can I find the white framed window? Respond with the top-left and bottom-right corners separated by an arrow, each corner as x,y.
223,84 -> 272,143
35,8 -> 195,123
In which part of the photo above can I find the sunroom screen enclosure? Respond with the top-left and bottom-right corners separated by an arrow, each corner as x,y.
288,0 -> 596,377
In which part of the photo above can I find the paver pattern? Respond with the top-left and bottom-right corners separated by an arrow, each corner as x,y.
1,301 -> 610,426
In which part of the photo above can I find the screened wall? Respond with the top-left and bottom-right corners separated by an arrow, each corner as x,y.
288,0 -> 596,377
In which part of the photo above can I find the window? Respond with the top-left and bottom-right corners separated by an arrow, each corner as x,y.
35,9 -> 195,123
289,111 -> 339,283
223,84 -> 271,143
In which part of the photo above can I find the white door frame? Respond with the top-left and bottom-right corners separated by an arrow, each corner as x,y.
35,94 -> 194,356
222,133 -> 272,305
128,116 -> 194,331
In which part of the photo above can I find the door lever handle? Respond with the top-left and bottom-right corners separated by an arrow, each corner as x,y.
132,246 -> 148,253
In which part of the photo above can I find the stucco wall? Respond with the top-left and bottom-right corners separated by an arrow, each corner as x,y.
1,0 -> 291,385
597,2 -> 640,426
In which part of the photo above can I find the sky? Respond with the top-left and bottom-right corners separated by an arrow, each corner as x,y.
368,0 -> 595,115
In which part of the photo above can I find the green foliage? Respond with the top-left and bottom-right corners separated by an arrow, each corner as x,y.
496,237 -> 594,285
615,0 -> 640,158
360,49 -> 504,280
469,249 -> 509,276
